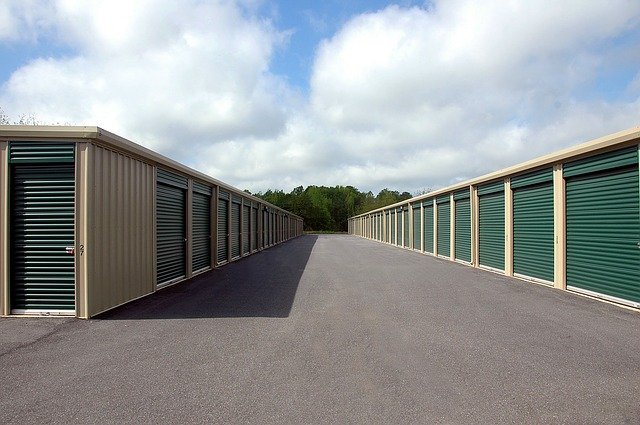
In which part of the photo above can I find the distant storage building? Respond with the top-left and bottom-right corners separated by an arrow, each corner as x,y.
349,127 -> 640,310
0,126 -> 303,318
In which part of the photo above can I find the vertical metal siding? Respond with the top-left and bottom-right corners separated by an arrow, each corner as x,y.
478,189 -> 505,270
437,201 -> 450,257
565,162 -> 639,304
217,197 -> 228,263
423,203 -> 434,253
455,198 -> 471,262
10,164 -> 75,311
242,204 -> 250,254
156,183 -> 186,284
513,181 -> 554,282
86,145 -> 154,317
412,206 -> 421,250
192,191 -> 211,272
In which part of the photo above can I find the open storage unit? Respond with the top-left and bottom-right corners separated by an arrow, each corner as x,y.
0,126 -> 303,318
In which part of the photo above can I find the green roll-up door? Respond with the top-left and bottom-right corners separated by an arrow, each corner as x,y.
231,200 -> 241,258
512,169 -> 554,282
403,209 -> 409,247
192,190 -> 211,272
217,193 -> 229,263
10,161 -> 75,312
412,206 -> 421,250
391,212 -> 396,244
251,207 -> 258,251
454,192 -> 471,263
262,210 -> 268,247
423,202 -> 434,253
242,204 -> 250,254
156,182 -> 186,285
565,147 -> 639,305
270,212 -> 274,245
478,181 -> 505,271
395,210 -> 401,245
437,197 -> 450,257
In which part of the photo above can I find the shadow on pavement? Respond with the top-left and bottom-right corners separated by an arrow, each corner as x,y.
98,235 -> 318,320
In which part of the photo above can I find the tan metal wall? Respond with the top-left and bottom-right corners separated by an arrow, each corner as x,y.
81,144 -> 155,318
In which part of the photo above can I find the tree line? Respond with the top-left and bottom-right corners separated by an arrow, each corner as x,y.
251,186 -> 413,232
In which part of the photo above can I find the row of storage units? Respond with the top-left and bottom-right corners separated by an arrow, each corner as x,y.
0,126 -> 303,318
349,127 -> 640,310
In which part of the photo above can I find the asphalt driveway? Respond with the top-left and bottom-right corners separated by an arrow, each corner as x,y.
1,235 -> 639,424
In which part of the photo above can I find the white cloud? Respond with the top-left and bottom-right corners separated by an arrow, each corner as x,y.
306,1 -> 640,190
1,0 -> 293,162
1,0 -> 640,194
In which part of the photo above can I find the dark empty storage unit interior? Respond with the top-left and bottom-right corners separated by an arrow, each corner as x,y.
0,126 -> 303,318
349,127 -> 640,310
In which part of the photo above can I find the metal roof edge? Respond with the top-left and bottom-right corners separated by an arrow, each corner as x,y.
350,126 -> 640,219
0,125 -> 302,220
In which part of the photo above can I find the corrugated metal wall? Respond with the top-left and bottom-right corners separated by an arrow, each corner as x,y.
84,145 -> 155,318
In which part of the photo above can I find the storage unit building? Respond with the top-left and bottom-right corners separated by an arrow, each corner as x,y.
348,127 -> 640,310
0,126 -> 303,318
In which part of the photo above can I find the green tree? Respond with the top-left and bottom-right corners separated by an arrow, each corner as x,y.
255,185 -> 414,232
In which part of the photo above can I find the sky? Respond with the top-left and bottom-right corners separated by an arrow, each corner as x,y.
1,0 -> 639,195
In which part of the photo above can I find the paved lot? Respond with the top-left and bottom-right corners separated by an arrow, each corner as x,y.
1,234 -> 639,424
